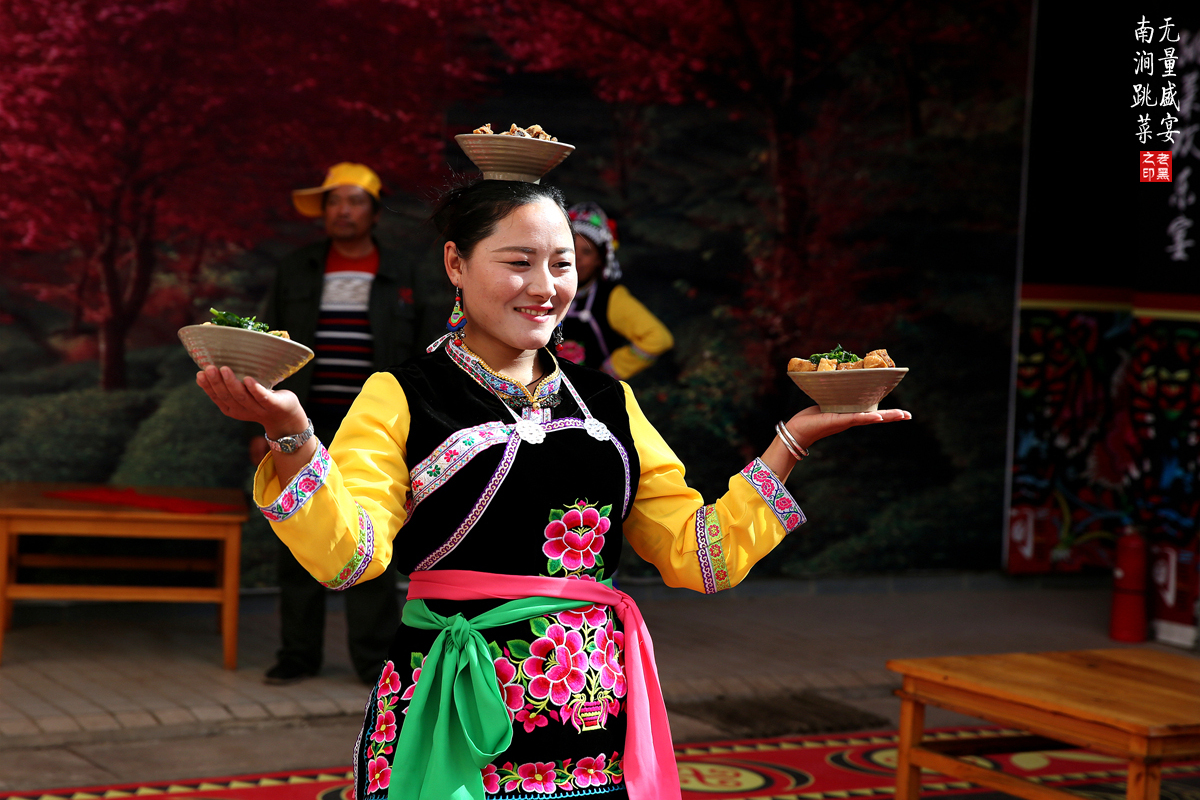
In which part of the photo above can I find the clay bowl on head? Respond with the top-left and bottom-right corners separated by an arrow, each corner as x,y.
454,133 -> 575,183
178,325 -> 313,389
788,367 -> 909,413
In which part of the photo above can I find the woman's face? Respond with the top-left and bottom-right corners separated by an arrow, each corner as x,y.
447,198 -> 576,356
574,233 -> 603,285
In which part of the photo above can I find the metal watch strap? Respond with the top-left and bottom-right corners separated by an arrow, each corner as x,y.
265,418 -> 315,454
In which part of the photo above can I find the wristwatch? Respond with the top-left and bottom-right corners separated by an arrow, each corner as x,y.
264,419 -> 315,454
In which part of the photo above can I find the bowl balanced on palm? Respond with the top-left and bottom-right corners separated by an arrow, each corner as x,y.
786,345 -> 908,413
178,309 -> 313,389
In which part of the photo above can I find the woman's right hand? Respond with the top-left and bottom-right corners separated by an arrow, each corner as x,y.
196,366 -> 307,438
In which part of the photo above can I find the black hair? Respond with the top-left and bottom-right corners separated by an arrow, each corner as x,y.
430,179 -> 569,258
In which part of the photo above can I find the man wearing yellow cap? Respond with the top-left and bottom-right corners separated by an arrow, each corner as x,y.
256,163 -> 440,686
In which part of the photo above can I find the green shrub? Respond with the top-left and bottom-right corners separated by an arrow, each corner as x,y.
0,326 -> 49,373
110,382 -> 248,488
0,360 -> 100,397
0,390 -> 158,483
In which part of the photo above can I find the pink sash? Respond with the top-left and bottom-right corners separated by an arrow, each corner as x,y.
407,569 -> 682,800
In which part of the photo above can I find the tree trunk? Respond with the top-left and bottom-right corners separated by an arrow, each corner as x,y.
98,315 -> 128,390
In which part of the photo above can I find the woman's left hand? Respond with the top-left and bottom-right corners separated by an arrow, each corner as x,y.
785,405 -> 911,451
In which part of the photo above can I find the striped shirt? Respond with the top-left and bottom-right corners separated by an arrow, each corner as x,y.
309,248 -> 379,421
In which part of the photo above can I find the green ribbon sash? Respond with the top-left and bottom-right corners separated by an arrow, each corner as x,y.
387,590 -> 610,800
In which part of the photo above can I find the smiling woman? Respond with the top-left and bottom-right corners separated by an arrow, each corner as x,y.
194,166 -> 909,800
434,181 -> 576,379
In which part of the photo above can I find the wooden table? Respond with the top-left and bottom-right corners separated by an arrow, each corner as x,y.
0,482 -> 247,669
887,649 -> 1200,800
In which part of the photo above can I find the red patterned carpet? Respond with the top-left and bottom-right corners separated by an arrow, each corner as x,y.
5,728 -> 1200,800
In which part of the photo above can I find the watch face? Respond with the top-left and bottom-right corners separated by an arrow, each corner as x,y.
278,436 -> 298,452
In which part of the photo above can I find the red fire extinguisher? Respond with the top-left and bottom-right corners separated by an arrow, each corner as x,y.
1110,526 -> 1148,642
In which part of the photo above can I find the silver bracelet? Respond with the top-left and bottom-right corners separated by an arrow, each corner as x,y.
775,421 -> 810,460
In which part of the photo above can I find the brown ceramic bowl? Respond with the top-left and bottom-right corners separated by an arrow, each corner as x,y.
455,133 -> 575,183
788,367 -> 909,413
178,325 -> 313,389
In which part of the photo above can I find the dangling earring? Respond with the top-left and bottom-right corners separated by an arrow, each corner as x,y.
447,287 -> 466,343
552,323 -> 564,352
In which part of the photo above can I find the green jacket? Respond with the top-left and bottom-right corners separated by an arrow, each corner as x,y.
263,239 -> 442,404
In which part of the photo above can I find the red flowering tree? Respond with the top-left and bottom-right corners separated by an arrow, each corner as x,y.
447,0 -> 1024,364
0,0 -> 477,388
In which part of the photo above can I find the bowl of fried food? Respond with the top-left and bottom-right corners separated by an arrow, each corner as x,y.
178,309 -> 314,389
455,124 -> 575,183
787,345 -> 908,413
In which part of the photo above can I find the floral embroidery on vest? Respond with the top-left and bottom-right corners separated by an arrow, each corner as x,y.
497,601 -> 626,735
542,500 -> 611,576
484,751 -> 624,795
258,443 -> 330,522
359,658 -> 406,795
406,421 -> 512,517
740,458 -> 806,532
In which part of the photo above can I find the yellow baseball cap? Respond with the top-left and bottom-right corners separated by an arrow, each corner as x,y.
292,163 -> 383,218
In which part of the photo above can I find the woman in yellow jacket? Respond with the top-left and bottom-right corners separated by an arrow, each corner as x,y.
196,180 -> 911,800
560,203 -> 673,378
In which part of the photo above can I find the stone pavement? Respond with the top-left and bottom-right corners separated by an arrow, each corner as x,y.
0,572 -> 1190,791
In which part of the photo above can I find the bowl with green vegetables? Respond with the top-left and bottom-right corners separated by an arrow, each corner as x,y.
787,345 -> 908,413
178,310 -> 314,389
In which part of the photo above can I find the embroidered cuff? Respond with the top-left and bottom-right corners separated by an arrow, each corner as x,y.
321,502 -> 375,590
258,443 -> 331,522
739,458 -> 806,532
694,504 -> 732,594
629,343 -> 659,362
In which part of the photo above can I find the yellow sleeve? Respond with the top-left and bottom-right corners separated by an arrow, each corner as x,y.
620,383 -> 806,593
605,285 -> 674,379
252,371 -> 411,588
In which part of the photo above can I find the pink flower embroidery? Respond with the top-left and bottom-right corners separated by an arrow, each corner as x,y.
775,495 -> 794,511
494,657 -> 524,720
297,476 -> 318,493
756,475 -> 779,496
371,709 -> 397,743
366,755 -> 391,793
514,705 -> 550,733
590,623 -> 626,697
785,512 -> 801,529
523,624 -> 588,705
555,575 -> 608,629
481,764 -> 500,794
572,754 -> 609,788
542,507 -> 608,570
280,492 -> 296,512
377,661 -> 401,697
400,657 -> 424,714
518,761 -> 559,794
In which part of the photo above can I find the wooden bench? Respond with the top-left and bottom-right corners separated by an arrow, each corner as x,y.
0,482 -> 248,669
888,649 -> 1200,800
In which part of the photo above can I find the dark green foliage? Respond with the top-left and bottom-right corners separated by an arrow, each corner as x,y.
0,325 -> 48,372
796,469 -> 1004,573
109,382 -> 247,488
0,389 -> 158,483
0,359 -> 102,397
